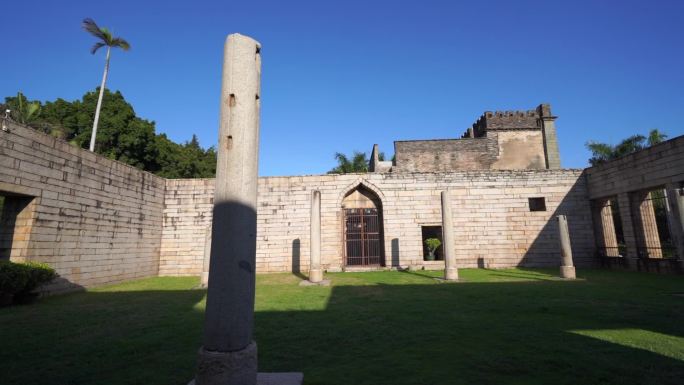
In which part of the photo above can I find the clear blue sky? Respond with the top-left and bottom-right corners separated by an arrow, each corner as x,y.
2,0 -> 683,176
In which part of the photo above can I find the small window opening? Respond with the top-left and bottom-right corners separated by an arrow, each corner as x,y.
528,197 -> 546,212
421,226 -> 444,261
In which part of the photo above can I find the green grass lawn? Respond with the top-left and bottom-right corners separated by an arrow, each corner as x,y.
1,269 -> 683,385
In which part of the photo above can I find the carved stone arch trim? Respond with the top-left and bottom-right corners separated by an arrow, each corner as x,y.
337,178 -> 385,208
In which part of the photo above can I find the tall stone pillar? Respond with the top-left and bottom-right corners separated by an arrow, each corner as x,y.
592,199 -> 619,256
558,215 -> 576,279
309,190 -> 323,283
677,188 -> 684,266
636,191 -> 663,258
441,191 -> 458,280
617,192 -> 639,267
194,33 -> 261,385
200,226 -> 211,288
665,184 -> 684,264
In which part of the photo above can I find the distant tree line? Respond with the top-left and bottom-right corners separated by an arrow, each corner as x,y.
586,129 -> 668,166
2,89 -> 216,178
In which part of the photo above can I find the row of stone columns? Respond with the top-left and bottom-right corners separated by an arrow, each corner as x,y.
303,190 -> 580,282
592,186 -> 684,266
202,182 -> 582,293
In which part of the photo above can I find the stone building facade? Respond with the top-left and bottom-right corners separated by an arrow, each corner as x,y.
160,170 -> 594,277
377,104 -> 561,173
1,107 -> 682,292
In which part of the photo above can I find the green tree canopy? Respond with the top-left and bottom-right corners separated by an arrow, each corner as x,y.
327,150 -> 388,174
586,129 -> 668,166
329,151 -> 368,174
1,89 -> 216,178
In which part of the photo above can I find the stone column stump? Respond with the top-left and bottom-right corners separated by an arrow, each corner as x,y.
558,214 -> 576,279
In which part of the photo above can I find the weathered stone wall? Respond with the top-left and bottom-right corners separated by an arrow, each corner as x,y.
159,170 -> 594,276
491,131 -> 546,170
393,131 -> 547,173
0,121 -> 601,289
0,195 -> 36,261
396,104 -> 560,172
0,121 -> 165,289
394,138 -> 499,172
585,136 -> 684,199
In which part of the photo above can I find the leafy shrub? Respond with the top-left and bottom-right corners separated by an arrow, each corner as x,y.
19,261 -> 58,295
425,238 -> 442,254
0,261 -> 29,295
0,261 -> 57,301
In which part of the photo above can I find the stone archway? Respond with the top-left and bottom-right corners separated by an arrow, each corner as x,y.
341,185 -> 385,266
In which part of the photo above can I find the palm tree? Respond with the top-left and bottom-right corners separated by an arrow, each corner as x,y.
328,151 -> 370,174
586,141 -> 614,166
586,130 -> 669,166
647,129 -> 668,146
12,92 -> 40,125
82,18 -> 130,152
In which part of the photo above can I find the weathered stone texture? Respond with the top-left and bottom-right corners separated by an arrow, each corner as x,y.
0,121 -> 164,289
394,138 -> 499,172
159,170 -> 595,275
491,131 -> 546,170
586,136 -> 684,199
392,104 -> 559,172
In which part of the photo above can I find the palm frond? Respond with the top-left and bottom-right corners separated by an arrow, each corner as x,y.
648,129 -> 667,146
99,27 -> 113,44
90,42 -> 106,54
82,18 -> 106,41
614,135 -> 645,158
585,141 -> 613,166
585,141 -> 613,157
26,103 -> 40,119
111,37 -> 131,51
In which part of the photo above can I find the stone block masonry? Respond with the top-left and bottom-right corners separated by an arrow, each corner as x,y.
391,104 -> 558,173
159,169 -> 595,275
0,121 -> 165,291
1,119 -> 601,291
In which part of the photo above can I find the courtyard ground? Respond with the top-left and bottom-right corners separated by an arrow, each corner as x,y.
0,268 -> 683,385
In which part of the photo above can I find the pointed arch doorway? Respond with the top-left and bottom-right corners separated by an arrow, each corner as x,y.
342,185 -> 385,266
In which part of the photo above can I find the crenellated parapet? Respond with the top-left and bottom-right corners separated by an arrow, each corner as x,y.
470,109 -> 542,137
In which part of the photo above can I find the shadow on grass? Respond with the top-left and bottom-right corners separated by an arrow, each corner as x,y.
396,268 -> 442,281
486,268 -> 560,281
1,272 -> 683,385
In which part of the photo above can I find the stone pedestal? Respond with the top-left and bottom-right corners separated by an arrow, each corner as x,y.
560,266 -> 576,279
195,342 -> 258,385
299,278 -> 331,287
445,267 -> 459,281
308,269 -> 323,283
557,214 -> 576,279
190,372 -> 303,385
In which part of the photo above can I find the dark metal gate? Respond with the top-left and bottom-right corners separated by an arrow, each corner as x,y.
344,208 -> 382,266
